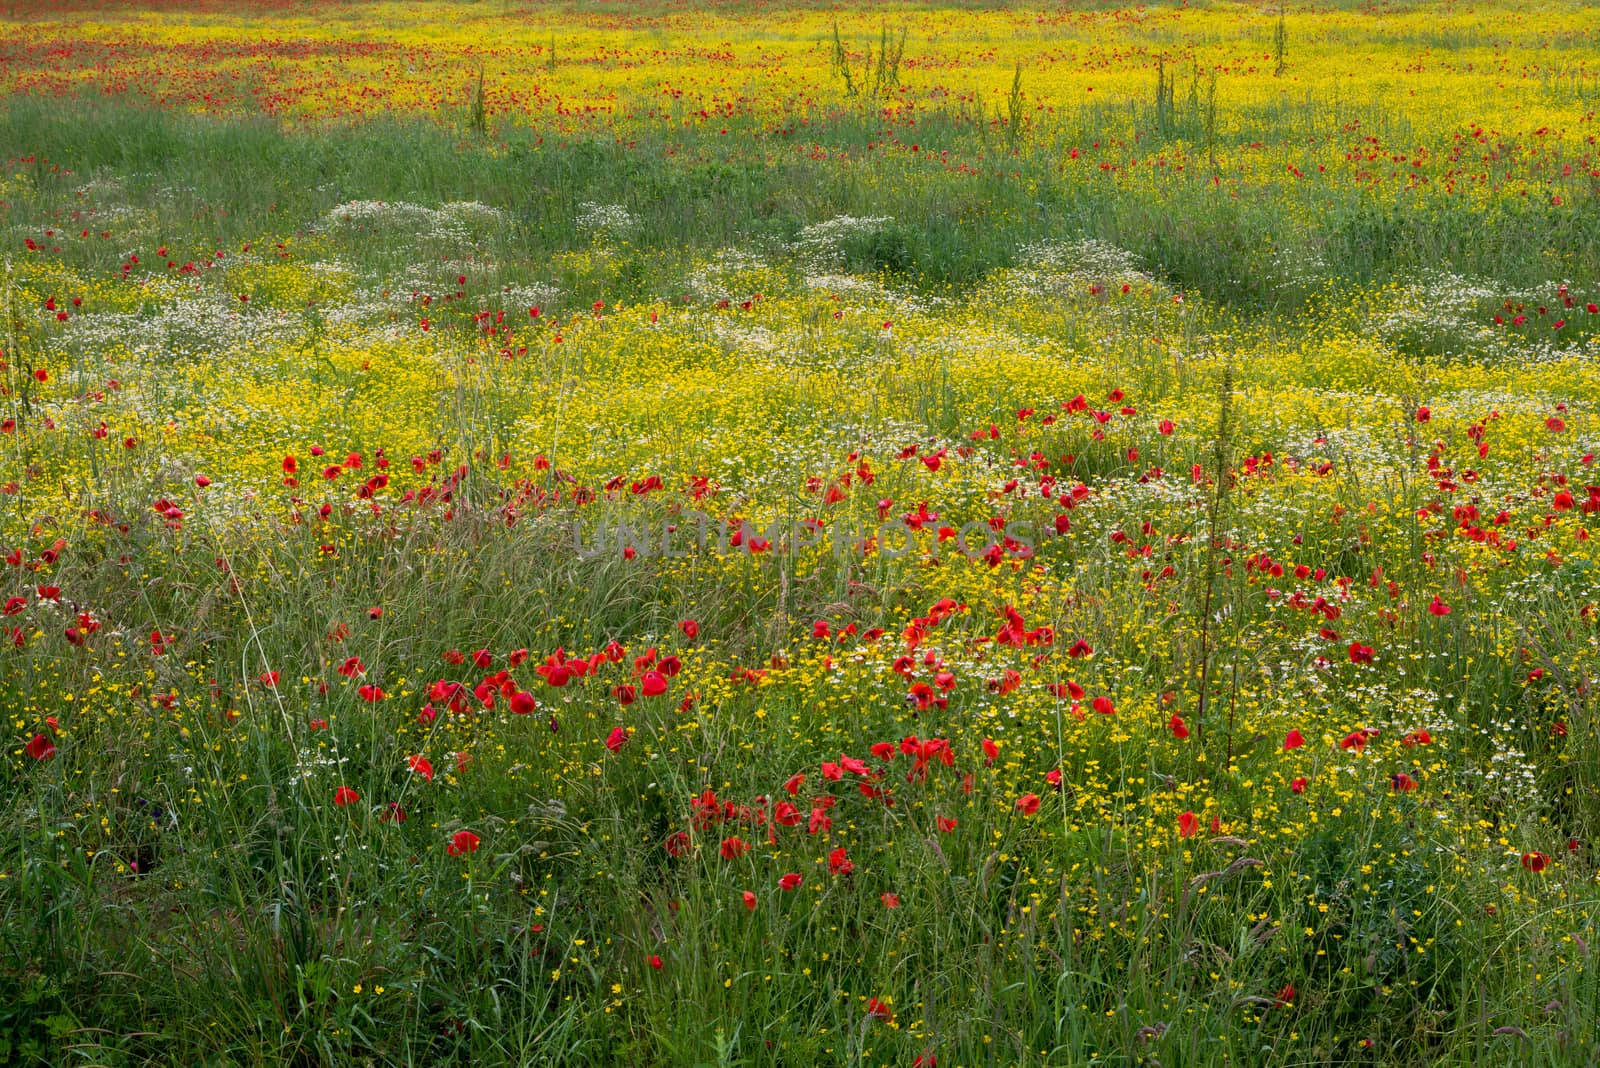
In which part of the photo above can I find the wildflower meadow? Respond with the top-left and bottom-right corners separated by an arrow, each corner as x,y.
3,0 -> 1600,1064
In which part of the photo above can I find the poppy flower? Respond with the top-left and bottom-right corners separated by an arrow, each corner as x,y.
357,684 -> 385,702
680,619 -> 699,640
778,872 -> 803,891
1521,851 -> 1549,873
641,671 -> 668,697
880,892 -> 900,909
333,786 -> 360,806
606,726 -> 629,753
510,690 -> 538,715
981,737 -> 999,766
664,831 -> 692,857
25,733 -> 55,761
1427,596 -> 1451,616
828,847 -> 853,875
1091,695 -> 1115,716
1015,793 -> 1041,816
649,954 -> 663,970
742,890 -> 758,911
1273,983 -> 1296,1007
866,998 -> 894,1022
407,755 -> 434,781
719,837 -> 750,860
447,830 -> 481,856
1290,776 -> 1308,794
1283,729 -> 1306,750
1400,729 -> 1432,747
936,816 -> 958,833
1169,714 -> 1189,739
337,656 -> 366,677
783,772 -> 805,796
1340,729 -> 1376,752
1177,810 -> 1200,838
1348,642 -> 1375,664
1390,772 -> 1418,792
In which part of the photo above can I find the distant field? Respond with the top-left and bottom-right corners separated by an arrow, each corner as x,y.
2,2 -> 1599,1065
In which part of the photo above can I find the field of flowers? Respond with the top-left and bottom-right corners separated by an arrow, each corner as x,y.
3,0 -> 1600,1064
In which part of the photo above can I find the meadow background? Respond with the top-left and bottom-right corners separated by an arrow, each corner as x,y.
3,0 -> 1600,1064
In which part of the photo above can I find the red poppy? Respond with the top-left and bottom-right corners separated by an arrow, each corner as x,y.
1091,695 -> 1116,716
1401,729 -> 1433,747
1340,729 -> 1376,752
407,755 -> 434,781
742,890 -> 758,911
779,872 -> 803,891
1390,772 -> 1418,792
680,619 -> 699,640
1427,596 -> 1451,616
510,690 -> 538,715
641,671 -> 668,697
783,772 -> 805,796
1348,642 -> 1375,664
828,847 -> 853,875
1169,714 -> 1189,739
866,998 -> 894,1022
649,954 -> 663,970
1015,793 -> 1041,816
337,656 -> 366,677
606,726 -> 629,753
447,830 -> 481,856
333,786 -> 360,806
664,831 -> 692,857
981,738 -> 999,766
25,733 -> 55,761
1177,810 -> 1200,839
1290,776 -> 1308,794
357,684 -> 385,702
1521,851 -> 1549,873
1273,983 -> 1296,1007
880,892 -> 900,909
936,816 -> 958,833
720,837 -> 750,860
